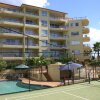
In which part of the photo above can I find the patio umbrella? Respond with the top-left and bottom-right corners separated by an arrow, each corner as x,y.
59,61 -> 82,71
15,64 -> 29,69
15,64 -> 30,78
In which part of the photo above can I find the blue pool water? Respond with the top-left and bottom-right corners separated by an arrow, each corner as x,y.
0,80 -> 50,94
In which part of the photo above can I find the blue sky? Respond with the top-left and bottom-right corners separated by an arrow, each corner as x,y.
0,0 -> 100,46
48,0 -> 100,29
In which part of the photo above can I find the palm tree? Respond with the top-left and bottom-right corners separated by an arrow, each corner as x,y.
37,56 -> 50,81
89,60 -> 100,79
0,60 -> 7,72
93,42 -> 100,61
58,55 -> 73,64
26,56 -> 50,81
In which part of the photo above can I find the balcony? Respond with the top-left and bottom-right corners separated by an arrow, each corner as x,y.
25,12 -> 39,19
83,36 -> 90,42
0,8 -> 39,19
0,33 -> 23,38
83,27 -> 89,34
82,19 -> 89,26
25,23 -> 39,29
0,51 -> 23,60
0,8 -> 24,18
50,35 -> 66,40
50,17 -> 65,22
1,41 -> 23,48
25,44 -> 39,49
0,20 -> 23,28
25,34 -> 39,39
2,57 -> 23,60
83,44 -> 92,51
50,26 -> 67,31
50,45 -> 67,50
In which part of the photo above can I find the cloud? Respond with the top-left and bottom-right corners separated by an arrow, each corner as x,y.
21,0 -> 50,7
89,27 -> 100,47
0,0 -> 50,7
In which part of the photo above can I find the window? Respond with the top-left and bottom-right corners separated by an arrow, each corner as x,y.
41,40 -> 48,46
41,30 -> 48,36
51,51 -> 60,57
75,23 -> 79,26
41,11 -> 47,16
7,8 -> 18,12
70,23 -> 74,27
72,50 -> 80,54
70,22 -> 79,27
71,41 -> 80,45
26,20 -> 34,25
26,10 -> 33,14
6,39 -> 15,43
41,20 -> 48,26
71,32 -> 79,36
42,50 -> 49,57
26,30 -> 34,35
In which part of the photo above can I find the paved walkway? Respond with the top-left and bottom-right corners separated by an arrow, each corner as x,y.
21,78 -> 60,87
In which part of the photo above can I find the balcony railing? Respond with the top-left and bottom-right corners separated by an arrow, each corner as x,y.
50,26 -> 66,29
50,35 -> 66,39
25,22 -> 38,25
83,44 -> 90,47
26,12 -> 39,16
0,19 -> 23,26
26,33 -> 39,36
0,8 -> 21,13
2,42 -> 22,45
0,8 -> 39,17
50,44 -> 66,48
0,18 -> 22,23
0,52 -> 23,57
50,17 -> 65,21
0,31 -> 22,34
25,43 -> 39,46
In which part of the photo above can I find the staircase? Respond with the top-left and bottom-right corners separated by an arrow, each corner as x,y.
43,72 -> 52,81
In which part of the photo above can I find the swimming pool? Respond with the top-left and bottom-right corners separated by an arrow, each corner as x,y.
0,80 -> 50,94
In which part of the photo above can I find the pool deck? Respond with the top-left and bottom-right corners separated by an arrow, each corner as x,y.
21,78 -> 60,87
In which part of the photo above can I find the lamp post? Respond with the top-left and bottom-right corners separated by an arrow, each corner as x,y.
25,36 -> 31,91
67,62 -> 71,85
68,62 -> 70,85
72,51 -> 75,62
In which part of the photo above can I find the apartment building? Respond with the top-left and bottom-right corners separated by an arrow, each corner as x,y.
0,3 -> 91,63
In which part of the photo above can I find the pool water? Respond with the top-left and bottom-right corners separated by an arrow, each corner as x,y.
0,80 -> 50,94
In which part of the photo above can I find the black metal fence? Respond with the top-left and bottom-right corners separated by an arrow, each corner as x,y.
0,51 -> 100,95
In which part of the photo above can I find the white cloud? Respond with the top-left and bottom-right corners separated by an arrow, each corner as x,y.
89,27 -> 100,47
21,0 -> 50,7
0,0 -> 50,7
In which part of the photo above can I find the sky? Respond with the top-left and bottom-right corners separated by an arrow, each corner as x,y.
0,0 -> 100,47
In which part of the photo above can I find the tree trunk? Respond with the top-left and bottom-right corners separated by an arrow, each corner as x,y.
85,65 -> 87,79
40,66 -> 42,81
95,66 -> 96,78
93,67 -> 94,79
98,50 -> 100,61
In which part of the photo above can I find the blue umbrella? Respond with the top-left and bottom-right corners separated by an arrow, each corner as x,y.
59,62 -> 82,71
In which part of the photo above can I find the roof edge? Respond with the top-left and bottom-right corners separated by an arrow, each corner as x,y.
0,2 -> 68,14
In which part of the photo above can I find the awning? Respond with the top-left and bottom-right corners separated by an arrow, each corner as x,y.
59,61 -> 82,71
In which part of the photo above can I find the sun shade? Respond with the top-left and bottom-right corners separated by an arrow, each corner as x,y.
15,64 -> 29,69
59,61 -> 82,70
